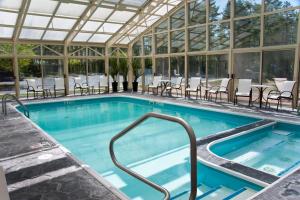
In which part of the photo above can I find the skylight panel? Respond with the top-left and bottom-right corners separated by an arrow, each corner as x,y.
43,30 -> 68,41
122,0 -> 147,6
0,0 -> 22,10
24,15 -> 51,28
56,3 -> 87,17
73,32 -> 92,42
118,36 -> 135,44
0,11 -> 18,25
91,7 -> 113,20
20,28 -> 44,40
108,11 -> 135,23
82,21 -> 102,31
50,18 -> 76,29
89,34 -> 111,43
155,4 -> 174,16
100,23 -> 123,33
28,0 -> 58,14
0,26 -> 14,38
129,26 -> 146,35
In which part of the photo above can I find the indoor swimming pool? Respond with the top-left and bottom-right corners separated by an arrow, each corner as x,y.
211,122 -> 300,177
19,97 -> 262,199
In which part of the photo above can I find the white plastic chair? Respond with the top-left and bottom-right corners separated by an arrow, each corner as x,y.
234,79 -> 252,106
208,78 -> 231,102
88,75 -> 101,94
166,76 -> 183,97
100,75 -> 108,93
148,76 -> 162,94
25,78 -> 44,99
266,80 -> 296,110
273,78 -> 287,91
73,76 -> 89,95
54,77 -> 65,97
185,77 -> 201,99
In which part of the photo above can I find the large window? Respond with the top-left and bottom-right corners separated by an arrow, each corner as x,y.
143,36 -> 152,55
43,59 -> 64,91
189,26 -> 206,51
262,50 -> 295,85
235,0 -> 261,17
264,10 -> 299,46
170,7 -> 185,29
88,59 -> 105,75
209,0 -> 231,21
264,0 -> 300,12
207,55 -> 228,87
170,57 -> 184,81
234,17 -> 260,48
133,40 -> 142,56
0,58 -> 15,95
155,57 -> 169,79
209,22 -> 230,50
145,58 -> 153,86
155,20 -> 168,33
189,0 -> 206,25
171,30 -> 185,53
234,52 -> 260,83
188,55 -> 206,80
156,33 -> 168,54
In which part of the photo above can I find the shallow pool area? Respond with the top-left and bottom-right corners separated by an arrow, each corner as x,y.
211,122 -> 300,177
20,96 -> 262,199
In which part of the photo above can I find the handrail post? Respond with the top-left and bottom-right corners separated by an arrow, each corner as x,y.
1,94 -> 29,118
109,112 -> 198,200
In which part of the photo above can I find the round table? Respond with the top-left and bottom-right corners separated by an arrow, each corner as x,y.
252,84 -> 270,108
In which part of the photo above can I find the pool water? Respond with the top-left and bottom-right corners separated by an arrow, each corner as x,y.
211,122 -> 300,176
22,97 -> 262,199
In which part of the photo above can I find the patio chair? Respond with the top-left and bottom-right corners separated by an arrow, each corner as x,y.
208,78 -> 231,102
25,78 -> 44,99
166,76 -> 183,97
148,76 -> 162,94
73,77 -> 89,96
88,75 -> 101,94
54,77 -> 65,97
273,78 -> 287,91
234,79 -> 252,106
100,75 -> 109,93
266,80 -> 296,110
185,77 -> 201,99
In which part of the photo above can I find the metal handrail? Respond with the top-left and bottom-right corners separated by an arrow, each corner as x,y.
2,94 -> 29,118
109,112 -> 198,200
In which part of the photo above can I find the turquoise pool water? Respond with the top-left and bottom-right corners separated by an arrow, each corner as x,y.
22,97 -> 261,199
211,122 -> 300,177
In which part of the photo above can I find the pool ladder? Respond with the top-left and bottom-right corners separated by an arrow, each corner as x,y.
109,112 -> 198,200
2,94 -> 29,118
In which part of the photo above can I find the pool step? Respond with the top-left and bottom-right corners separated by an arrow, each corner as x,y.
170,183 -> 211,200
223,187 -> 257,200
200,186 -> 234,200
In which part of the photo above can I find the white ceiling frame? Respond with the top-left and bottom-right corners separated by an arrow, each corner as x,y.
13,0 -> 31,42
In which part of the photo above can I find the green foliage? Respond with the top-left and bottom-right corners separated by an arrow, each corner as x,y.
132,58 -> 141,82
119,58 -> 128,82
109,57 -> 119,81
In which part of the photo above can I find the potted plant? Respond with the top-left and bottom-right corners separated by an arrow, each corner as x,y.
109,57 -> 119,92
119,58 -> 128,91
132,58 -> 141,92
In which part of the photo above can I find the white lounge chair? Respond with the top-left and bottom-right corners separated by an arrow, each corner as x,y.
73,77 -> 89,95
273,78 -> 287,91
148,76 -> 162,94
25,78 -> 44,99
266,80 -> 296,110
208,78 -> 231,102
234,79 -> 252,106
54,77 -> 65,97
166,76 -> 183,97
185,77 -> 201,99
100,75 -> 109,93
88,75 -> 101,94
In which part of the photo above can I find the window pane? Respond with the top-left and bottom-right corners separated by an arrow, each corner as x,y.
155,19 -> 168,33
143,36 -> 152,55
235,0 -> 261,17
170,7 -> 185,29
156,33 -> 168,54
0,58 -> 15,96
264,10 -> 299,46
189,0 -> 206,26
69,59 -> 87,79
188,55 -> 206,79
265,0 -> 300,12
209,0 -> 231,21
133,40 -> 142,56
88,59 -> 105,75
43,59 -> 64,91
171,30 -> 185,53
208,54 -> 228,87
189,26 -> 206,51
262,50 -> 295,85
145,58 -> 153,85
43,45 -> 64,56
155,57 -> 169,79
17,44 -> 41,56
209,22 -> 230,50
234,52 -> 260,83
234,17 -> 260,48
170,56 -> 184,80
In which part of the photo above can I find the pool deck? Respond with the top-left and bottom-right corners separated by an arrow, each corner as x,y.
1,92 -> 300,200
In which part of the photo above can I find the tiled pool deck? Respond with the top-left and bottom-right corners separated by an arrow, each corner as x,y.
1,92 -> 300,200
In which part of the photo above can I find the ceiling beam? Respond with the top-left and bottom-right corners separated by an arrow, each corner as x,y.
13,0 -> 30,42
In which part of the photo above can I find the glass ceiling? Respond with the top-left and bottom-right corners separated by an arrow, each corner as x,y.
0,0 -> 181,45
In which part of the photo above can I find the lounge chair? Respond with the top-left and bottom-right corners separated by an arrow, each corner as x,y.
166,76 -> 183,97
148,76 -> 162,94
88,75 -> 101,94
234,79 -> 252,106
73,77 -> 89,95
25,78 -> 44,99
54,78 -> 65,97
266,80 -> 296,110
273,78 -> 287,91
208,78 -> 231,102
185,77 -> 201,99
100,75 -> 109,93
